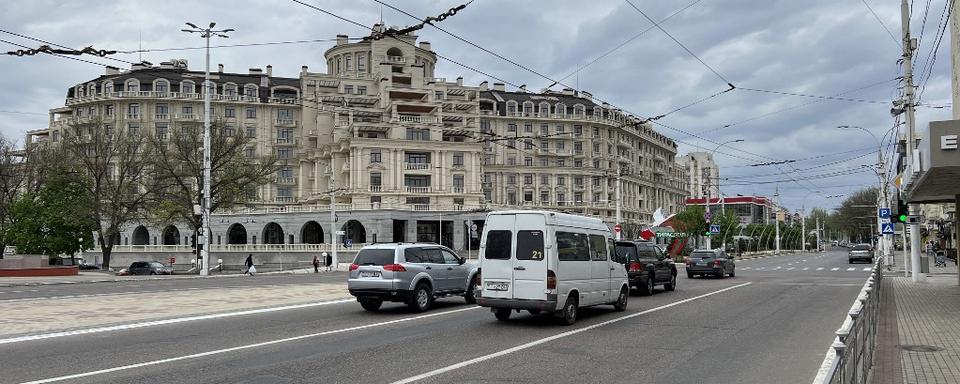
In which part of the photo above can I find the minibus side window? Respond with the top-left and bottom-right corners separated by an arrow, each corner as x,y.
485,230 -> 512,259
557,231 -> 589,261
589,235 -> 608,261
516,230 -> 544,260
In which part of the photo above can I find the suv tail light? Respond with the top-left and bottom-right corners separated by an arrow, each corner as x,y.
714,259 -> 722,267
629,262 -> 644,272
547,269 -> 557,290
349,263 -> 359,271
383,264 -> 407,272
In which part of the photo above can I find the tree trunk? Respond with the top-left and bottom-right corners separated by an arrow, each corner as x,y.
98,233 -> 113,269
0,242 -> 5,259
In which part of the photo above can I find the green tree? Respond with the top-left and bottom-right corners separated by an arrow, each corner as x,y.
0,136 -> 28,258
6,168 -> 95,257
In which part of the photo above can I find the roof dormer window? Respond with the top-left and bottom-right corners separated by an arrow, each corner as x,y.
180,80 -> 195,94
224,83 -> 238,96
154,79 -> 169,94
244,84 -> 258,98
125,79 -> 140,93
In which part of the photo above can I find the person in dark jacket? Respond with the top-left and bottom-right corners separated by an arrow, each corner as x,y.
324,252 -> 333,272
244,254 -> 255,276
312,255 -> 320,273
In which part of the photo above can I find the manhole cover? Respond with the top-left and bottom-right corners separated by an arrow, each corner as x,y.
899,344 -> 945,352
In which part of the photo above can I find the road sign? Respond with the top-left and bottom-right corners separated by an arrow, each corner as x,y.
709,224 -> 721,234
878,208 -> 891,218
881,222 -> 895,235
614,224 -> 622,233
335,230 -> 346,235
169,257 -> 175,264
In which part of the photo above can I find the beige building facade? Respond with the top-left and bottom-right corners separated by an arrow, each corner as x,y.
678,151 -> 720,200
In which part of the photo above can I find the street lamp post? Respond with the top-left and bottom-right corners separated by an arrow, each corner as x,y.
800,190 -> 824,253
705,139 -> 744,250
838,125 -> 891,265
183,22 -> 233,276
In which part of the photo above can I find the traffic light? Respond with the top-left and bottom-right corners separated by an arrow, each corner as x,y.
891,198 -> 909,223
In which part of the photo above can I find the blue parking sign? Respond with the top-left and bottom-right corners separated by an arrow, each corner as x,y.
878,208 -> 891,218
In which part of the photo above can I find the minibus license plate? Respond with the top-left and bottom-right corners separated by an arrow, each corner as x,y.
360,271 -> 380,278
486,282 -> 509,291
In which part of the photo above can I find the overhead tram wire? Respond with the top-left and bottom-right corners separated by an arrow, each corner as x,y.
0,38 -> 113,67
916,0 -> 954,103
860,0 -> 903,49
551,0 -> 707,85
115,37 -> 359,54
0,28 -> 136,65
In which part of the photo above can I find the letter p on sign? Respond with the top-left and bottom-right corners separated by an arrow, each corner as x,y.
942,134 -> 959,150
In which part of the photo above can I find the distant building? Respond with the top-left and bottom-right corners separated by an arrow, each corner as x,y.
685,195 -> 775,226
677,152 -> 719,200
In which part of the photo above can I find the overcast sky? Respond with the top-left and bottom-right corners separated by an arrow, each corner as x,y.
0,0 -> 953,214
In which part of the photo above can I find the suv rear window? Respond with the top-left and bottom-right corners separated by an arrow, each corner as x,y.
616,244 -> 638,262
354,249 -> 396,265
853,245 -> 871,251
484,230 -> 512,260
690,251 -> 716,258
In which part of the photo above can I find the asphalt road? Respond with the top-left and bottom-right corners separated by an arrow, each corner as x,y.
0,272 -> 349,302
1,247 -> 870,384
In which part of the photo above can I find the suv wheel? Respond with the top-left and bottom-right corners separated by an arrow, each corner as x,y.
560,296 -> 578,325
360,298 -> 383,312
494,308 -> 511,321
639,275 -> 655,296
613,287 -> 628,312
408,282 -> 433,312
464,275 -> 479,304
664,274 -> 677,291
729,268 -> 735,278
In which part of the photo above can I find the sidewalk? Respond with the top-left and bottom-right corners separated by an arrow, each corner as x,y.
871,272 -> 960,384
0,264 -> 352,287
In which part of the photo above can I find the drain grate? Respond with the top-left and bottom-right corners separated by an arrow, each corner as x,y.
899,344 -> 945,352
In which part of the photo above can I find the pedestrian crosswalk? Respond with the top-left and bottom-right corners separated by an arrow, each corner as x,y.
737,266 -> 872,273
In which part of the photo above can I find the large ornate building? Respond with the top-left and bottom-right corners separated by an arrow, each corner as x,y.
26,25 -> 688,253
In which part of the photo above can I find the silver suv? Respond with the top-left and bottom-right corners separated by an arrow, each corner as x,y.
348,243 -> 479,312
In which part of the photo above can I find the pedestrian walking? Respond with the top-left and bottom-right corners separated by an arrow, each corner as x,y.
244,254 -> 256,276
312,255 -> 320,273
324,252 -> 333,272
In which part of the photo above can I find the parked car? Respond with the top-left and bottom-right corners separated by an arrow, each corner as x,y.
615,240 -> 676,296
848,244 -> 874,263
347,243 -> 479,312
78,261 -> 100,270
685,249 -> 736,278
123,261 -> 174,275
476,210 -> 629,325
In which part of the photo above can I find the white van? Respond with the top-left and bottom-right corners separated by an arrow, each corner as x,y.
475,210 -> 629,325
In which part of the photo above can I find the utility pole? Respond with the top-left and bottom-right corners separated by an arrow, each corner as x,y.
900,0 -> 922,282
775,187 -> 781,255
801,213 -> 806,253
816,216 -> 821,252
615,167 -> 622,241
182,22 -> 233,276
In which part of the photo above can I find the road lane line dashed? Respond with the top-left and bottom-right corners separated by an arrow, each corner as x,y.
846,267 -> 856,271
831,268 -> 840,271
802,268 -> 809,271
17,306 -> 482,384
786,268 -> 795,271
742,267 -> 751,270
817,267 -> 825,271
863,268 -> 871,271
390,282 -> 753,384
0,299 -> 356,346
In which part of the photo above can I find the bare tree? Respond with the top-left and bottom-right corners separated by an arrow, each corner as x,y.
62,118 -> 154,269
146,120 -> 278,237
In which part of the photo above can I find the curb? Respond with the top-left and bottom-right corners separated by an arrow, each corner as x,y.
0,268 -> 347,288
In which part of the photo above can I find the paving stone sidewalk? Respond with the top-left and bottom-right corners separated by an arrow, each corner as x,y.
871,274 -> 960,384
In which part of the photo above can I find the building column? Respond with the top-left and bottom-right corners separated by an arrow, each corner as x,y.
453,216 -> 465,251
438,150 -> 446,192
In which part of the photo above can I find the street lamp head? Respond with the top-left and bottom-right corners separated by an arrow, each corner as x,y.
732,139 -> 745,143
216,34 -> 230,38
185,22 -> 199,29
209,22 -> 216,28
223,28 -> 235,33
181,29 -> 194,33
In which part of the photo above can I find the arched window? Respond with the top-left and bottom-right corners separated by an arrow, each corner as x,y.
593,106 -> 602,119
555,103 -> 567,116
244,84 -> 258,98
522,102 -> 534,116
223,82 -> 238,96
180,80 -> 195,94
386,47 -> 403,57
153,79 -> 169,94
88,84 -> 97,97
539,102 -> 550,116
103,81 -> 114,94
506,101 -> 518,114
573,104 -> 585,117
125,79 -> 140,93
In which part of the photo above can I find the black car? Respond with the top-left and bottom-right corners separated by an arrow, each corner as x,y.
615,240 -> 677,295
126,261 -> 174,275
685,249 -> 735,278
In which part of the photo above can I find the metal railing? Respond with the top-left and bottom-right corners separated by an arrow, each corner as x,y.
813,259 -> 883,384
92,243 -> 372,253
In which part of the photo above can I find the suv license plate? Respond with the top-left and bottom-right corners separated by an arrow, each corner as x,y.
486,282 -> 509,291
359,271 -> 381,278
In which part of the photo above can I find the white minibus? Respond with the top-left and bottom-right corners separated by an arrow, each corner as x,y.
475,210 -> 629,325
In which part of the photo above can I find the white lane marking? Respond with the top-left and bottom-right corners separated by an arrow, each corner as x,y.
817,267 -> 825,271
831,268 -> 840,271
773,267 -> 782,270
863,268 -> 871,271
786,268 -> 795,271
0,299 -> 356,346
390,282 -> 753,384
756,267 -> 765,270
742,267 -> 751,270
846,267 -> 856,271
802,267 -> 809,271
18,306 -> 481,384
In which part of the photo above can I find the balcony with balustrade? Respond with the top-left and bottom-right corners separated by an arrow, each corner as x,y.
404,162 -> 432,171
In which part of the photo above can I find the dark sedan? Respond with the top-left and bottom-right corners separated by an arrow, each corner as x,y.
122,261 -> 174,275
685,249 -> 735,278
